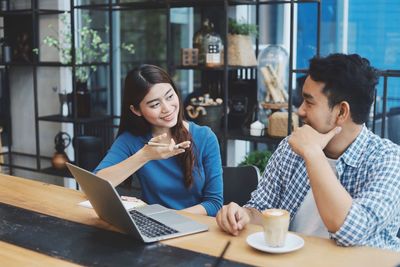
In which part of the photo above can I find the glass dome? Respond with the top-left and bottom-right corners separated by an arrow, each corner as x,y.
256,45 -> 289,125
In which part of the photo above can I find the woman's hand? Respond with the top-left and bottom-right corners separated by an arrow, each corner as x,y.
141,133 -> 190,161
121,196 -> 147,208
121,196 -> 142,202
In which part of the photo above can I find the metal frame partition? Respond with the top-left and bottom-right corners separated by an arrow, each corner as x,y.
0,0 -> 324,174
0,1 -> 71,175
372,70 -> 400,138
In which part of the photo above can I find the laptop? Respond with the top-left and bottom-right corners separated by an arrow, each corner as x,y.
66,163 -> 208,243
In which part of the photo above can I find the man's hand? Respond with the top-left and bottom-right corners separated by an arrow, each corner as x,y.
288,125 -> 342,158
216,202 -> 250,236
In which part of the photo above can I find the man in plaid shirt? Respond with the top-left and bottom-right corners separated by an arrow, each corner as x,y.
216,53 -> 400,251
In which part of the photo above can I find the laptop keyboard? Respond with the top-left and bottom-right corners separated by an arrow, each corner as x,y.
129,210 -> 179,238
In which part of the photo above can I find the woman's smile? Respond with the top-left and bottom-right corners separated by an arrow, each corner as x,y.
161,108 -> 177,120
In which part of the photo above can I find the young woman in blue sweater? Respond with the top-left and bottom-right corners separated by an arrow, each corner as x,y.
94,64 -> 223,216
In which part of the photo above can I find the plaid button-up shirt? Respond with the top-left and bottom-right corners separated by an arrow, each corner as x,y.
245,125 -> 400,251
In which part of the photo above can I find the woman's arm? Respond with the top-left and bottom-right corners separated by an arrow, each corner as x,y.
196,129 -> 224,216
97,133 -> 189,187
182,204 -> 207,215
96,147 -> 150,187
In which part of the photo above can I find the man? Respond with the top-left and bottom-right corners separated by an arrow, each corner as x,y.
216,53 -> 400,251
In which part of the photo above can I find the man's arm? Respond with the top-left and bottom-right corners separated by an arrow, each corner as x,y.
302,148 -> 352,232
216,140 -> 288,235
330,148 -> 400,247
288,125 -> 352,232
216,203 -> 263,236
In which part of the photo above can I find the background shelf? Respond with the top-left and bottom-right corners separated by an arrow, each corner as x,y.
38,115 -> 112,124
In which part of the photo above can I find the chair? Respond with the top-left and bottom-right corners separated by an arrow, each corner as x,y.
223,165 -> 260,206
116,173 -> 142,199
387,107 -> 400,145
0,127 -> 3,172
73,136 -> 103,172
370,107 -> 400,142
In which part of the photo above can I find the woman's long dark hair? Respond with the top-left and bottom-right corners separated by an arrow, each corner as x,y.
118,64 -> 195,188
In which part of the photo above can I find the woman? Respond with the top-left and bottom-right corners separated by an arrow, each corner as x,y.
95,64 -> 223,216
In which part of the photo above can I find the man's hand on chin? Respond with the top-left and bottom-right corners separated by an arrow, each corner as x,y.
288,125 -> 342,158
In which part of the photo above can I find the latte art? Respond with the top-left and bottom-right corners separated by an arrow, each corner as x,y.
261,209 -> 290,247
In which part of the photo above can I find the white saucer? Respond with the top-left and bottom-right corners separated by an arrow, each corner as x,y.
246,232 -> 304,254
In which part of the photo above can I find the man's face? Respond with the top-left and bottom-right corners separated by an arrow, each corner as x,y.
297,76 -> 339,134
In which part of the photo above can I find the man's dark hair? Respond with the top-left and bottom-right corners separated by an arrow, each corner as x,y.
308,53 -> 379,124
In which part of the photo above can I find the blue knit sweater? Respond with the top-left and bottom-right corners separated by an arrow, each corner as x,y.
94,122 -> 223,216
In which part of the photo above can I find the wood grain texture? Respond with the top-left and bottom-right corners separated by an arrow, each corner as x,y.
0,241 -> 80,267
1,173 -> 399,267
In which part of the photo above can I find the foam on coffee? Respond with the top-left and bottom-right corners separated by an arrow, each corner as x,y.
265,209 -> 285,216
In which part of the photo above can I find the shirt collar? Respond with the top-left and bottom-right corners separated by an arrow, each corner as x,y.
338,124 -> 370,168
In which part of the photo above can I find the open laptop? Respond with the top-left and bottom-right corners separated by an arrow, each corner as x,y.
66,163 -> 208,243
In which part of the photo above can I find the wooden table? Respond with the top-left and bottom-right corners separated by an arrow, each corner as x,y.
1,173 -> 399,267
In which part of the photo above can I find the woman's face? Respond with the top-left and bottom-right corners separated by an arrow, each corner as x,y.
131,83 -> 180,133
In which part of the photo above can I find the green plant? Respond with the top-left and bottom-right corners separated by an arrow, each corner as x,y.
36,13 -> 134,83
238,150 -> 272,173
228,18 -> 258,36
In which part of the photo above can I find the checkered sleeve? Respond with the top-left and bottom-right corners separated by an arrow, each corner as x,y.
244,139 -> 289,211
330,146 -> 400,247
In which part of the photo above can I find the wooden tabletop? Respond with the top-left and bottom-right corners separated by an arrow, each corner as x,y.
1,173 -> 399,267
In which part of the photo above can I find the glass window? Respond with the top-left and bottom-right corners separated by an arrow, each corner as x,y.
111,9 -> 167,116
297,1 -> 400,141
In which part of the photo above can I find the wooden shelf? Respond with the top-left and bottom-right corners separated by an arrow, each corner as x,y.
175,65 -> 256,71
227,129 -> 283,144
38,114 -> 112,124
0,9 -> 67,16
71,0 -> 320,10
0,151 -> 72,177
261,102 -> 288,110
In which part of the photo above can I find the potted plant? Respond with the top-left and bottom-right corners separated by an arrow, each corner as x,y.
228,18 -> 258,66
36,13 -> 134,117
238,150 -> 272,173
39,13 -> 134,84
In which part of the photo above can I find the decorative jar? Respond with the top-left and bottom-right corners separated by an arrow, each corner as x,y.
193,19 -> 212,65
193,19 -> 223,67
185,94 -> 223,132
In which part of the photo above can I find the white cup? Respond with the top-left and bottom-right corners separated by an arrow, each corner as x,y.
261,209 -> 290,247
250,120 -> 265,136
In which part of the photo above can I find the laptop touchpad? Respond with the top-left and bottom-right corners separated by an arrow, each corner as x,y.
135,204 -> 167,215
150,211 -> 188,225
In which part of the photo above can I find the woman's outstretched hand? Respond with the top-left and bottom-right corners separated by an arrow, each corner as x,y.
142,133 -> 191,160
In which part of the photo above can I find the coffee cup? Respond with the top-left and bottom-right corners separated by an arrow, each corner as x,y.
261,209 -> 290,247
